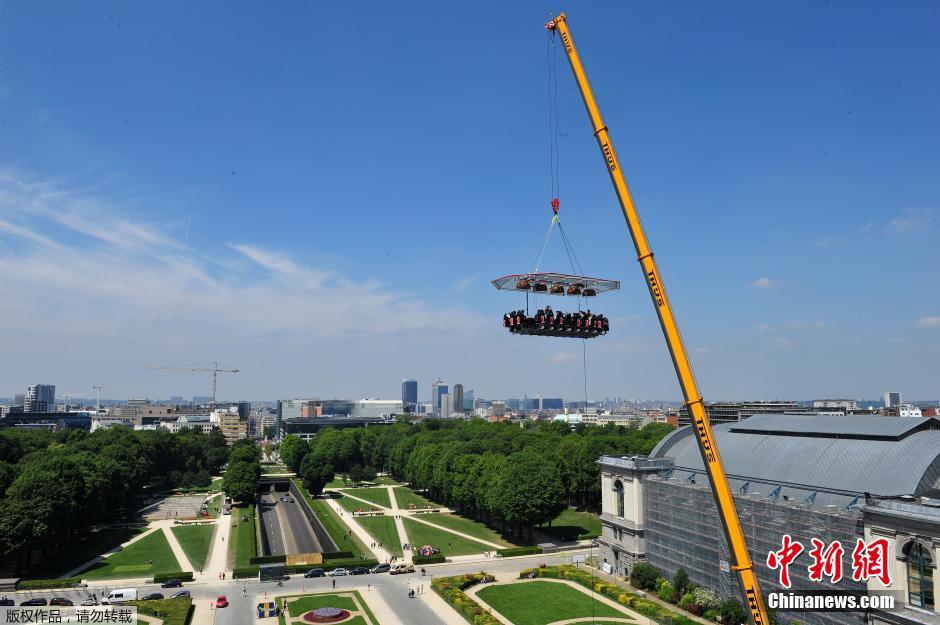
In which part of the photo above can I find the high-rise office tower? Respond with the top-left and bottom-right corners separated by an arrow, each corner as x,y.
431,380 -> 448,417
464,389 -> 474,411
402,379 -> 418,411
25,384 -> 55,413
884,391 -> 902,409
440,393 -> 453,418
452,384 -> 464,416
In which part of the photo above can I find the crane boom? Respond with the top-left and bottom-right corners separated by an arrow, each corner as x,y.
545,13 -> 768,625
144,362 -> 239,409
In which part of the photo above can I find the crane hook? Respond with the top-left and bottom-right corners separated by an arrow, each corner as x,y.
551,198 -> 560,214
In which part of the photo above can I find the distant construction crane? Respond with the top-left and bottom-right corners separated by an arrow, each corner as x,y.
93,385 -> 104,414
144,362 -> 239,409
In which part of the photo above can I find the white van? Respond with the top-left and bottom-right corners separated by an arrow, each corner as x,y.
389,563 -> 414,575
102,589 -> 138,604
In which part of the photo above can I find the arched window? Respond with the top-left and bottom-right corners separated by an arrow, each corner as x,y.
614,480 -> 625,518
906,541 -> 934,610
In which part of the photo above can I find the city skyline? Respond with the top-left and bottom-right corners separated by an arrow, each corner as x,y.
1,3 -> 938,400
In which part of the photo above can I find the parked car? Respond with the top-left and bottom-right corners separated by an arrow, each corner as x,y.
370,563 -> 390,574
50,598 -> 73,606
20,598 -> 48,606
303,568 -> 325,578
80,596 -> 98,606
327,568 -> 348,577
170,591 -> 191,599
0,599 -> 15,606
103,589 -> 137,605
216,595 -> 228,609
140,593 -> 164,601
160,579 -> 182,589
350,567 -> 370,576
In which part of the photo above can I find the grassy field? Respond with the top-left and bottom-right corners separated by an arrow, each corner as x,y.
341,487 -> 391,508
477,581 -> 630,625
277,591 -> 377,625
333,492 -> 384,514
539,507 -> 602,540
170,523 -> 216,570
392,487 -> 435,510
80,529 -> 183,579
294,480 -> 372,558
355,516 -> 402,556
19,526 -> 147,579
419,513 -> 514,548
128,598 -> 193,625
228,504 -> 257,568
402,517 -> 490,556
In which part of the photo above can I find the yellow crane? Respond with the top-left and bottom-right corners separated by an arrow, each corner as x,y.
545,13 -> 768,625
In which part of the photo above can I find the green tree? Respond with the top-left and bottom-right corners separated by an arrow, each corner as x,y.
279,435 -> 309,472
300,452 -> 334,496
630,562 -> 661,591
718,599 -> 747,625
496,449 -> 567,540
222,461 -> 261,502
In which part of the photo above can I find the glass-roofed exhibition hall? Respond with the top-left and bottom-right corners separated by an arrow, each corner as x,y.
597,414 -> 940,625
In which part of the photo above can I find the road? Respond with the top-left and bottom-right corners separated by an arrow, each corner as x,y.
258,493 -> 322,556
8,550 -> 590,625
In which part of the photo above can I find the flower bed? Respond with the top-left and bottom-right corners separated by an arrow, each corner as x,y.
431,572 -> 500,625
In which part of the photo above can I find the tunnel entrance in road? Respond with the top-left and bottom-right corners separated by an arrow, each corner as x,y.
256,478 -> 338,556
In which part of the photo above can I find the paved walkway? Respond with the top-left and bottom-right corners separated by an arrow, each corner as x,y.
322,496 -> 395,564
464,577 -> 655,625
335,486 -> 496,557
201,512 -> 230,582
386,486 -> 412,563
158,520 -> 195,572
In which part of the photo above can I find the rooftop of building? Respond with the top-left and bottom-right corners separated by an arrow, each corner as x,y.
638,413 -> 940,507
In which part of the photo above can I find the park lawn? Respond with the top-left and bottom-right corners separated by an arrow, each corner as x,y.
392,487 -> 435,510
23,525 -> 147,579
80,529 -> 183,579
477,581 -> 628,625
229,504 -> 258,568
419,513 -> 515,548
128,598 -> 193,625
355,516 -> 402,557
402,517 -> 489,556
170,523 -> 215,569
343,487 -> 391,508
542,507 -> 602,539
333,492 -> 384,514
371,476 -> 400,485
293,480 -> 372,558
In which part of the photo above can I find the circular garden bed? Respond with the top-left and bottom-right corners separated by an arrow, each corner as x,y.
301,607 -> 351,623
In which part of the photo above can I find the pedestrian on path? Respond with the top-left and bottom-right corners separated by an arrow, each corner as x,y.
243,587 -> 247,597
332,579 -> 336,589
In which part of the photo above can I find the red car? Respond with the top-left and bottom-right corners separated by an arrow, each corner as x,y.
216,596 -> 228,609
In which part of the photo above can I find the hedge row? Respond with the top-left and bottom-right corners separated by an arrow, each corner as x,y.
249,555 -> 286,564
497,546 -> 543,557
17,578 -> 83,590
413,554 -> 445,565
519,565 -> 698,625
231,559 -> 380,579
153,571 -> 194,583
431,573 -> 500,625
248,551 -> 352,565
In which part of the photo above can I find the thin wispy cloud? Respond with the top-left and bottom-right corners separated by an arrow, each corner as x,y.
0,169 -> 487,396
917,316 -> 940,328
751,277 -> 776,289
551,352 -> 577,364
885,208 -> 934,236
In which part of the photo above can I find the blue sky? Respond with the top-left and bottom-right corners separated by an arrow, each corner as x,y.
1,2 -> 937,403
